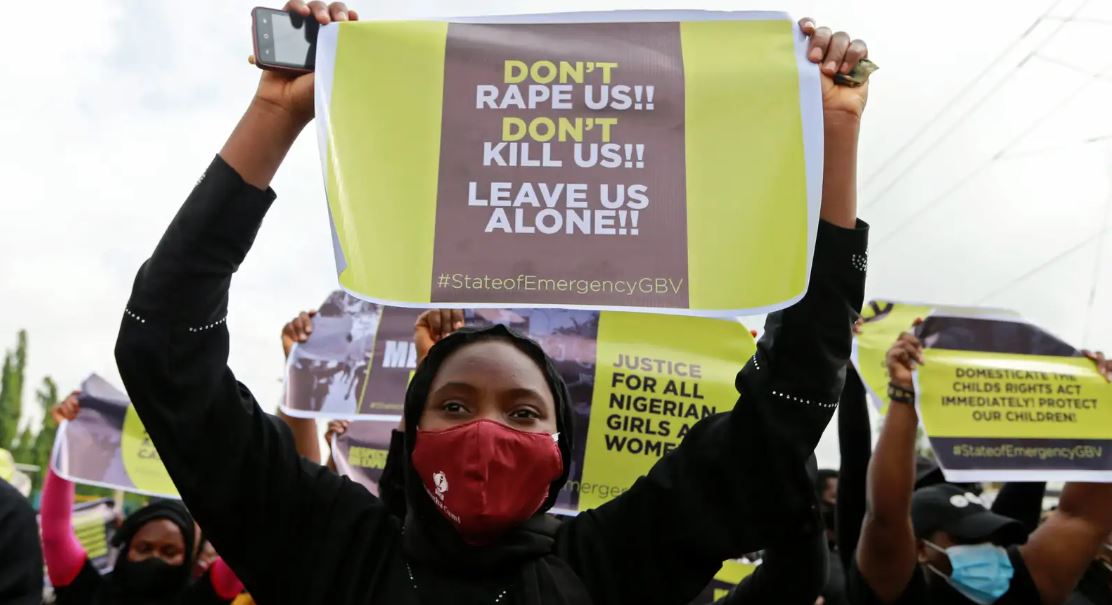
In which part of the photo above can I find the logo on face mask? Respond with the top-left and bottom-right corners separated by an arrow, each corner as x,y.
433,471 -> 449,500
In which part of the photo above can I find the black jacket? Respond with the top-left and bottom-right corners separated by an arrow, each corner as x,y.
0,478 -> 41,605
115,156 -> 868,604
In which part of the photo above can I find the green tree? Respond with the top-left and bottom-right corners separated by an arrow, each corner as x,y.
10,426 -> 34,463
0,331 -> 28,449
26,377 -> 59,493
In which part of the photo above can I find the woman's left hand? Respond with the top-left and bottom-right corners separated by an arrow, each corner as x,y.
415,310 -> 465,363
799,18 -> 870,119
51,391 -> 81,424
324,419 -> 350,444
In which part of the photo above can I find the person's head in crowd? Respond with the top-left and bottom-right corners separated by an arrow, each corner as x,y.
815,468 -> 838,507
815,468 -> 839,544
403,322 -> 571,546
109,499 -> 197,598
911,484 -> 1027,599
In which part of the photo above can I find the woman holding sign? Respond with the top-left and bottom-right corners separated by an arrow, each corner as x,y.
115,2 -> 871,603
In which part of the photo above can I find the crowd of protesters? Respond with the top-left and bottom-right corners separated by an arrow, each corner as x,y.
1,1 -> 1110,604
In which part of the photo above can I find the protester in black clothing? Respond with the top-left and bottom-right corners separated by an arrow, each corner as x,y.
114,2 -> 872,602
0,477 -> 42,605
852,327 -> 1112,605
990,482 -> 1047,538
836,363 -> 871,576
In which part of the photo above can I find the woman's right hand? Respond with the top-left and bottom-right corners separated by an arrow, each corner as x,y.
51,391 -> 81,424
884,320 -> 924,390
253,1 -> 358,125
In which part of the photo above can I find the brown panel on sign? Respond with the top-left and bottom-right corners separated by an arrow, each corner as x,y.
359,306 -> 426,414
431,22 -> 688,307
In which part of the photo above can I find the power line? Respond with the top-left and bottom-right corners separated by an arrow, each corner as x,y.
860,0 -> 1087,208
1030,52 -> 1112,82
1043,16 -> 1112,26
976,225 -> 1112,304
872,59 -> 1112,248
996,133 -> 1112,161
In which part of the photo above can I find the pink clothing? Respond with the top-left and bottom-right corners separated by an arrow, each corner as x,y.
208,558 -> 245,600
40,468 -> 88,587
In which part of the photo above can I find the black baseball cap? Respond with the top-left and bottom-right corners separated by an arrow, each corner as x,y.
911,484 -> 1026,545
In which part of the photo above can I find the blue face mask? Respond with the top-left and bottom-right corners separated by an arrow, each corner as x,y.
925,541 -> 1014,604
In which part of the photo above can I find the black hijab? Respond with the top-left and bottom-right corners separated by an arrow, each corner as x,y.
400,324 -> 592,604
103,499 -> 196,604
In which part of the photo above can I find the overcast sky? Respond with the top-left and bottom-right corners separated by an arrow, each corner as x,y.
2,0 -> 1110,467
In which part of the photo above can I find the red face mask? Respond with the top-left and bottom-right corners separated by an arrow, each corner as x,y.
412,418 -> 564,545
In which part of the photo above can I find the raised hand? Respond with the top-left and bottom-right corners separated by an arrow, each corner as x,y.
51,391 -> 81,424
252,1 -> 358,125
324,419 -> 351,444
798,18 -> 870,119
885,319 -> 925,389
281,310 -> 317,359
1081,349 -> 1112,381
414,309 -> 465,363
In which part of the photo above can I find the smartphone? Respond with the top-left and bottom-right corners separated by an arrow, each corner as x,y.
252,7 -> 319,73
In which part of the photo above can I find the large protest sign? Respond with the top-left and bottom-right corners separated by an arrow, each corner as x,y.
851,300 -> 1022,413
854,301 -> 1112,481
50,374 -> 178,498
314,11 -> 823,314
287,291 -> 756,513
910,314 -> 1112,482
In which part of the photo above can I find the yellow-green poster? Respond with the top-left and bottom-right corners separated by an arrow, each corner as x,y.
916,349 -> 1112,482
577,311 -> 755,509
855,301 -> 1112,481
314,11 -> 823,314
51,374 -> 178,498
692,559 -> 759,602
852,300 -> 1022,414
